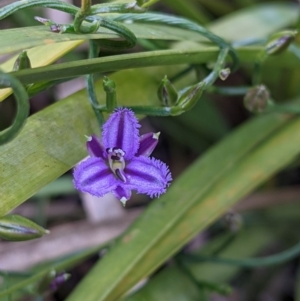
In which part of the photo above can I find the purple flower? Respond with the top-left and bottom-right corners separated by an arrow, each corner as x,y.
73,108 -> 172,205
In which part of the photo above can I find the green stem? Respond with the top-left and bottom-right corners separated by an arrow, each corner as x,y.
127,105 -> 173,116
9,48 -> 222,85
93,17 -> 137,49
266,103 -> 300,114
181,240 -> 300,268
0,0 -> 145,21
74,0 -> 92,33
0,241 -> 113,299
0,0 -> 79,20
0,70 -> 29,145
202,47 -> 229,87
169,66 -> 194,82
208,86 -> 249,96
112,13 -> 239,71
176,257 -> 232,295
81,0 -> 91,13
90,2 -> 145,14
86,41 -> 104,127
252,51 -> 267,85
103,77 -> 117,112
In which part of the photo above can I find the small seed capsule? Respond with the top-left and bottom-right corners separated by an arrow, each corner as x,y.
244,85 -> 270,113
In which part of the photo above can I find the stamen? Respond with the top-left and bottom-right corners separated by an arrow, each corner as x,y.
107,146 -> 126,182
115,168 -> 126,183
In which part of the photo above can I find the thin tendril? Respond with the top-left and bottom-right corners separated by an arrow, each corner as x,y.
180,240 -> 300,268
0,70 -> 29,145
112,13 -> 239,71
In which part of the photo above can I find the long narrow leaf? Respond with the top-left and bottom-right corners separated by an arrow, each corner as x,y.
64,107 -> 300,301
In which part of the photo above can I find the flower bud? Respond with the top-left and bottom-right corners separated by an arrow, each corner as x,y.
244,85 -> 271,113
13,51 -> 31,71
219,68 -> 231,81
266,30 -> 298,55
175,82 -> 205,114
223,211 -> 242,232
50,273 -> 70,291
50,24 -> 62,33
0,215 -> 49,241
34,16 -> 53,26
157,75 -> 178,107
36,270 -> 56,294
37,270 -> 70,293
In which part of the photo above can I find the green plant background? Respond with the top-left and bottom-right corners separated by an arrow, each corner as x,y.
1,1 -> 300,300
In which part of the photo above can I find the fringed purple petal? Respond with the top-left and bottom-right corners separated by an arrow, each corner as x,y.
125,156 -> 172,198
102,108 -> 140,160
73,157 -> 118,197
86,135 -> 104,158
113,186 -> 132,205
136,132 -> 160,157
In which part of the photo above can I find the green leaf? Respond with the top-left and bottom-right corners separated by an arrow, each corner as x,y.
0,243 -> 108,298
163,0 -> 211,24
0,40 -> 84,101
209,3 -> 299,41
0,92 -> 98,216
63,105 -> 300,301
0,23 -> 206,55
126,226 -> 276,301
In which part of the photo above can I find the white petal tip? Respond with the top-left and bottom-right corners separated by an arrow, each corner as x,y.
85,135 -> 92,141
120,197 -> 128,206
153,132 -> 160,140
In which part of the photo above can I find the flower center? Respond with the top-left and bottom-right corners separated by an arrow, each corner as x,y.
106,147 -> 126,183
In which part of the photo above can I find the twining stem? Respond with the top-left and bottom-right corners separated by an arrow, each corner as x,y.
176,257 -> 232,295
86,41 -> 105,126
202,47 -> 229,86
74,0 -> 92,33
103,77 -> 117,112
81,0 -> 92,13
0,0 -> 79,20
181,240 -> 300,268
123,48 -> 229,116
112,13 -> 239,71
92,17 -> 137,49
0,71 -> 29,145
